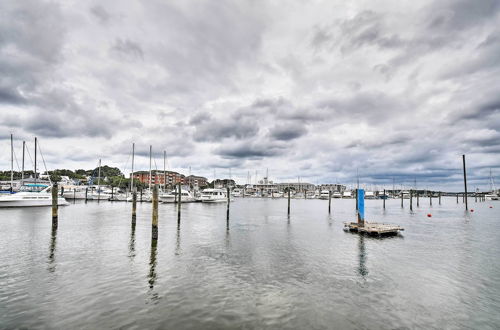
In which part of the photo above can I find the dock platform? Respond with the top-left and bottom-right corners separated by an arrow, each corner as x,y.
344,222 -> 404,236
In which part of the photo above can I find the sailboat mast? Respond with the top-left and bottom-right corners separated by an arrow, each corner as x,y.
97,159 -> 101,190
163,150 -> 166,192
131,143 -> 135,192
21,141 -> 25,184
149,145 -> 152,192
10,134 -> 13,190
34,137 -> 37,185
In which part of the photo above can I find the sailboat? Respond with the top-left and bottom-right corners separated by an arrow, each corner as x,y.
87,159 -> 110,200
485,169 -> 499,201
0,137 -> 68,207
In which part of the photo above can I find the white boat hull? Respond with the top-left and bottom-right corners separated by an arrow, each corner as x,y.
0,196 -> 69,207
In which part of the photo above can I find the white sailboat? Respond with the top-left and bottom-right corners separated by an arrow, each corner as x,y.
485,169 -> 499,201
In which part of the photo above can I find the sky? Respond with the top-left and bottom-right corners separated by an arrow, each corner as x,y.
1,0 -> 499,191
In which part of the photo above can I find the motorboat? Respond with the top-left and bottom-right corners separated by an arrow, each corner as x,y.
365,191 -> 376,199
231,188 -> 242,198
319,190 -> 330,200
0,184 -> 69,207
62,187 -> 88,200
333,191 -> 342,198
199,188 -> 227,203
271,191 -> 284,198
160,189 -> 195,203
343,191 -> 353,198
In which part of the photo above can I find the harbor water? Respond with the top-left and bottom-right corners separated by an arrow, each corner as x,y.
1,198 -> 499,329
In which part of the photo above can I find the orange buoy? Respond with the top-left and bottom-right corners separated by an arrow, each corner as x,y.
427,213 -> 432,217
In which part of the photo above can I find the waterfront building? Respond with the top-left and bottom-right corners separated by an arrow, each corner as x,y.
317,184 -> 346,193
276,182 -> 315,192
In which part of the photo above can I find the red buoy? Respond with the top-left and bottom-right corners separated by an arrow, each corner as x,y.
490,206 -> 493,208
427,213 -> 432,217
470,209 -> 474,212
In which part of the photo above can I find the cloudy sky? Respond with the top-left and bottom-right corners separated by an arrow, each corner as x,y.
1,0 -> 499,191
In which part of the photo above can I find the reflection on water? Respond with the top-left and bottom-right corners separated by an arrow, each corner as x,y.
175,223 -> 181,256
48,224 -> 57,273
129,223 -> 136,259
1,198 -> 500,329
148,239 -> 158,290
358,235 -> 368,279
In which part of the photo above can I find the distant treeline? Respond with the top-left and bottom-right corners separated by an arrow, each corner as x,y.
0,166 -> 138,188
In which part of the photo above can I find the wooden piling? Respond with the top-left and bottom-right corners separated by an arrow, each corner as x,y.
73,190 -> 76,203
152,184 -> 159,240
140,188 -> 143,203
111,187 -> 114,201
438,191 -> 441,205
85,187 -> 88,203
430,194 -> 432,206
401,191 -> 403,208
52,183 -> 58,226
60,186 -> 64,197
410,189 -> 413,211
328,190 -> 332,213
132,188 -> 137,223
456,193 -> 459,203
383,189 -> 386,209
417,191 -> 420,207
462,155 -> 468,211
177,182 -> 181,223
287,189 -> 291,215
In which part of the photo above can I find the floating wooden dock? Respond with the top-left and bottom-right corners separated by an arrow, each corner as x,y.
344,222 -> 404,236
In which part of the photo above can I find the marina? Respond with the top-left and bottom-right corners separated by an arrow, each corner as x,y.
1,197 -> 499,329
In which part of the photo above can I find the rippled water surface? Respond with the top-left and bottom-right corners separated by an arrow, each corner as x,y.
1,197 -> 500,329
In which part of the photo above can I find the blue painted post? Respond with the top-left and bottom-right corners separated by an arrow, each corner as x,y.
357,189 -> 365,227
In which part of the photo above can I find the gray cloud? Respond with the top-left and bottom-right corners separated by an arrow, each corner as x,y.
269,123 -> 307,141
90,5 -> 110,24
1,0 -> 500,190
110,39 -> 144,61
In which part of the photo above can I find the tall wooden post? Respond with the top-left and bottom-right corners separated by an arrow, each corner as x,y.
456,193 -> 459,203
140,188 -> 143,203
111,186 -> 114,201
152,184 -> 159,240
438,191 -> 441,205
85,187 -> 88,203
383,189 -> 386,209
430,194 -> 432,206
132,188 -> 137,223
410,189 -> 413,211
417,191 -> 420,207
462,155 -> 468,211
328,190 -> 332,213
51,183 -> 58,226
227,186 -> 230,221
401,191 -> 403,208
177,182 -> 181,223
287,189 -> 291,215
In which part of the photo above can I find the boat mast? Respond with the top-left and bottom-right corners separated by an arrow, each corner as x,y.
163,150 -> 166,192
149,145 -> 152,192
97,159 -> 101,191
10,134 -> 13,191
131,143 -> 135,192
34,137 -> 37,185
21,141 -> 25,185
